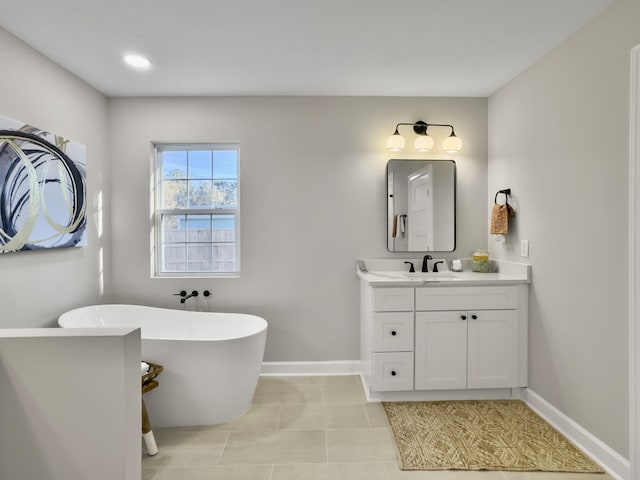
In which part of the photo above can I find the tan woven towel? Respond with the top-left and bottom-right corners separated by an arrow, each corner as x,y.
490,203 -> 515,235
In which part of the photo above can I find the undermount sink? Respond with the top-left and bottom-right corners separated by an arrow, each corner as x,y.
366,272 -> 410,280
364,270 -> 463,284
404,272 -> 462,281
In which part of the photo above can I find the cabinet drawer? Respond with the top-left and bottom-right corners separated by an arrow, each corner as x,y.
371,352 -> 414,391
373,312 -> 414,352
415,286 -> 518,311
373,288 -> 414,311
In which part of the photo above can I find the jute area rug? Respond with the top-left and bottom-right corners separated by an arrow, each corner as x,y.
382,400 -> 604,472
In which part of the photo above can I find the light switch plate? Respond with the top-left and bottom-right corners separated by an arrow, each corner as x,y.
520,240 -> 530,258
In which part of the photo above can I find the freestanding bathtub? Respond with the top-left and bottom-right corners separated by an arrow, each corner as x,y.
58,304 -> 267,428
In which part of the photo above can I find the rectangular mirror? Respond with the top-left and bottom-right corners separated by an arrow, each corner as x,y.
387,159 -> 456,252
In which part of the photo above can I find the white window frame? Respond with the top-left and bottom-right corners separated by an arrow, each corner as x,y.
152,143 -> 240,278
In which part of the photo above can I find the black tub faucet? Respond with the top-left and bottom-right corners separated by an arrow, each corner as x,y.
182,290 -> 198,303
174,290 -> 199,303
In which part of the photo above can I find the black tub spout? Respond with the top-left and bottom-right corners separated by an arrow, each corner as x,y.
180,290 -> 199,304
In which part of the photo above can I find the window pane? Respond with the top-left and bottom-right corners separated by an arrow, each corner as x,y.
212,244 -> 235,260
211,262 -> 236,272
188,180 -> 213,208
213,215 -> 235,242
162,215 -> 186,242
162,180 -> 187,208
188,150 -> 212,179
163,244 -> 186,271
186,215 -> 211,242
187,243 -> 212,272
213,180 -> 237,208
162,151 -> 187,179
213,150 -> 238,179
212,245 -> 236,272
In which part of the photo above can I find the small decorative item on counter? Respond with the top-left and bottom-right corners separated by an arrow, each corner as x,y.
471,249 -> 490,273
451,259 -> 463,272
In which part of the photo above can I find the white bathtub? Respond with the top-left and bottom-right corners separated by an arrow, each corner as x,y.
58,304 -> 267,427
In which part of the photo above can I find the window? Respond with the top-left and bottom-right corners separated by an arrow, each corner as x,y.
153,144 -> 239,276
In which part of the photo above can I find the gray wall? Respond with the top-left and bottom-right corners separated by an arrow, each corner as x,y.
108,96 -> 488,362
488,0 -> 639,458
0,28 -> 110,327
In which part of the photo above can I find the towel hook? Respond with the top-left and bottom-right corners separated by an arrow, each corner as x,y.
494,188 -> 511,204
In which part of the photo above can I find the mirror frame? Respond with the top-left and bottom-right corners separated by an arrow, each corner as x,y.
386,159 -> 456,252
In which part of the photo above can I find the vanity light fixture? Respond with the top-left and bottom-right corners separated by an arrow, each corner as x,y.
386,120 -> 462,154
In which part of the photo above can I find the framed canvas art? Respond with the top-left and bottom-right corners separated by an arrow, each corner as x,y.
0,115 -> 87,253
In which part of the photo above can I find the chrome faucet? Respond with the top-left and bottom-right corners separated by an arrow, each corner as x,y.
421,255 -> 432,272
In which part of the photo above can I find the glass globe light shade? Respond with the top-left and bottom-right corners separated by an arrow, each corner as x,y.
387,134 -> 406,152
442,135 -> 463,154
414,134 -> 434,153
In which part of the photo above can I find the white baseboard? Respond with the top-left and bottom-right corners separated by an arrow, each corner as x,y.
261,360 -> 361,376
360,373 -> 521,402
522,388 -> 630,480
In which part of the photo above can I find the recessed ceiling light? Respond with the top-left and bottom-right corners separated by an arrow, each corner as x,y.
124,54 -> 152,70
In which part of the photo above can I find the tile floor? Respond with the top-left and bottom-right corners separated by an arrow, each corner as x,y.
142,375 -> 612,480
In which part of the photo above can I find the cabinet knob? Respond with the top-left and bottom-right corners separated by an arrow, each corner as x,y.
471,314 -> 478,320
391,370 -> 397,376
461,315 -> 467,320
391,330 -> 397,336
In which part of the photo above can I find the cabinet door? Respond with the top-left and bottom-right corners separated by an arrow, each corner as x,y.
415,311 -> 467,390
467,310 -> 518,389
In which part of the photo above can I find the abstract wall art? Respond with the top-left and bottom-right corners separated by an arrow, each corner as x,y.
0,115 -> 87,253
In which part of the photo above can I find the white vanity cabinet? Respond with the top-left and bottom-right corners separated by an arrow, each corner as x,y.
360,280 -> 528,402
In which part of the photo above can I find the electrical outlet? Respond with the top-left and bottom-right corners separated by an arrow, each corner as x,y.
520,240 -> 530,258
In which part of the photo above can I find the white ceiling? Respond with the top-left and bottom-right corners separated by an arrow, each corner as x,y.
0,0 -> 615,97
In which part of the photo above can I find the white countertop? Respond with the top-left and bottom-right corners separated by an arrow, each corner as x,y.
356,258 -> 531,287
